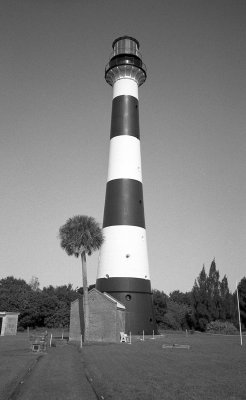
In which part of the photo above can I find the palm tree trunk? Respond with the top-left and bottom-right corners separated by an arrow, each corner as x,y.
81,251 -> 89,341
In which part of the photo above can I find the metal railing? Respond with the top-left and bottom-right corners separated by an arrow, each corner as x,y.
105,58 -> 147,75
109,46 -> 143,60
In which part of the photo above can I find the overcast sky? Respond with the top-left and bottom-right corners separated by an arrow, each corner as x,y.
1,0 -> 245,294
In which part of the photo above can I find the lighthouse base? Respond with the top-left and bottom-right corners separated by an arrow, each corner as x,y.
96,277 -> 157,335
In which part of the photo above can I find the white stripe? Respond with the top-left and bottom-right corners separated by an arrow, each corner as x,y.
107,136 -> 142,182
97,226 -> 150,280
113,78 -> 138,99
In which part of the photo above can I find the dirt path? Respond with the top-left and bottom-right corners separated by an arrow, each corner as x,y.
10,343 -> 97,400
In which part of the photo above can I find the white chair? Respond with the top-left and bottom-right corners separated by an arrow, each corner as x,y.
120,332 -> 128,343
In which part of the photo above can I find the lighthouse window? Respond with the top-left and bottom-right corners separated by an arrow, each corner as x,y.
125,294 -> 131,301
139,200 -> 142,204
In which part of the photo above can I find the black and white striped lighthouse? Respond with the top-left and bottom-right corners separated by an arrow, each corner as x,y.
96,36 -> 156,335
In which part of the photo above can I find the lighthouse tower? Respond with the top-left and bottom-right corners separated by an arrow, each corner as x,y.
96,36 -> 156,334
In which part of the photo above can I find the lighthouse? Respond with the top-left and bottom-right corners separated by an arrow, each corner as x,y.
96,36 -> 156,335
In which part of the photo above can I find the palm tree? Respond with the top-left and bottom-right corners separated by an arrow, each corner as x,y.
58,215 -> 103,341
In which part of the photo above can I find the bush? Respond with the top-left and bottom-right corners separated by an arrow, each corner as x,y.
17,326 -> 25,332
206,320 -> 238,335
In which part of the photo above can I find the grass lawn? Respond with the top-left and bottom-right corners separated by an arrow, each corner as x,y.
82,332 -> 246,400
0,333 -> 41,399
0,328 -> 69,399
0,331 -> 245,399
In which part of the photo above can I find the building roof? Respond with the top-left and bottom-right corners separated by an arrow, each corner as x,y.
0,312 -> 20,316
70,289 -> 126,310
89,288 -> 126,310
102,292 -> 126,310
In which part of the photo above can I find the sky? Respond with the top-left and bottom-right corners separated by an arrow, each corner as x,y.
1,0 -> 245,294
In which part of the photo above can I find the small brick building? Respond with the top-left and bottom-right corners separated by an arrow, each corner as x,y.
0,312 -> 19,336
69,288 -> 126,342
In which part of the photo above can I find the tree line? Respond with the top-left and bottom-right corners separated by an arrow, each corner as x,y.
0,260 -> 245,332
0,276 -> 81,329
153,259 -> 246,332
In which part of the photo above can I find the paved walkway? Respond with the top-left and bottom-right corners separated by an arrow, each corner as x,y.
11,343 -> 97,400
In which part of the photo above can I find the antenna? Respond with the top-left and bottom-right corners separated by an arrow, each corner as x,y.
236,281 -> 243,346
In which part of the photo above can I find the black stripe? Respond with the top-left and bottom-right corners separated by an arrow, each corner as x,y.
96,277 -> 157,335
110,95 -> 140,139
103,179 -> 145,228
96,277 -> 151,294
